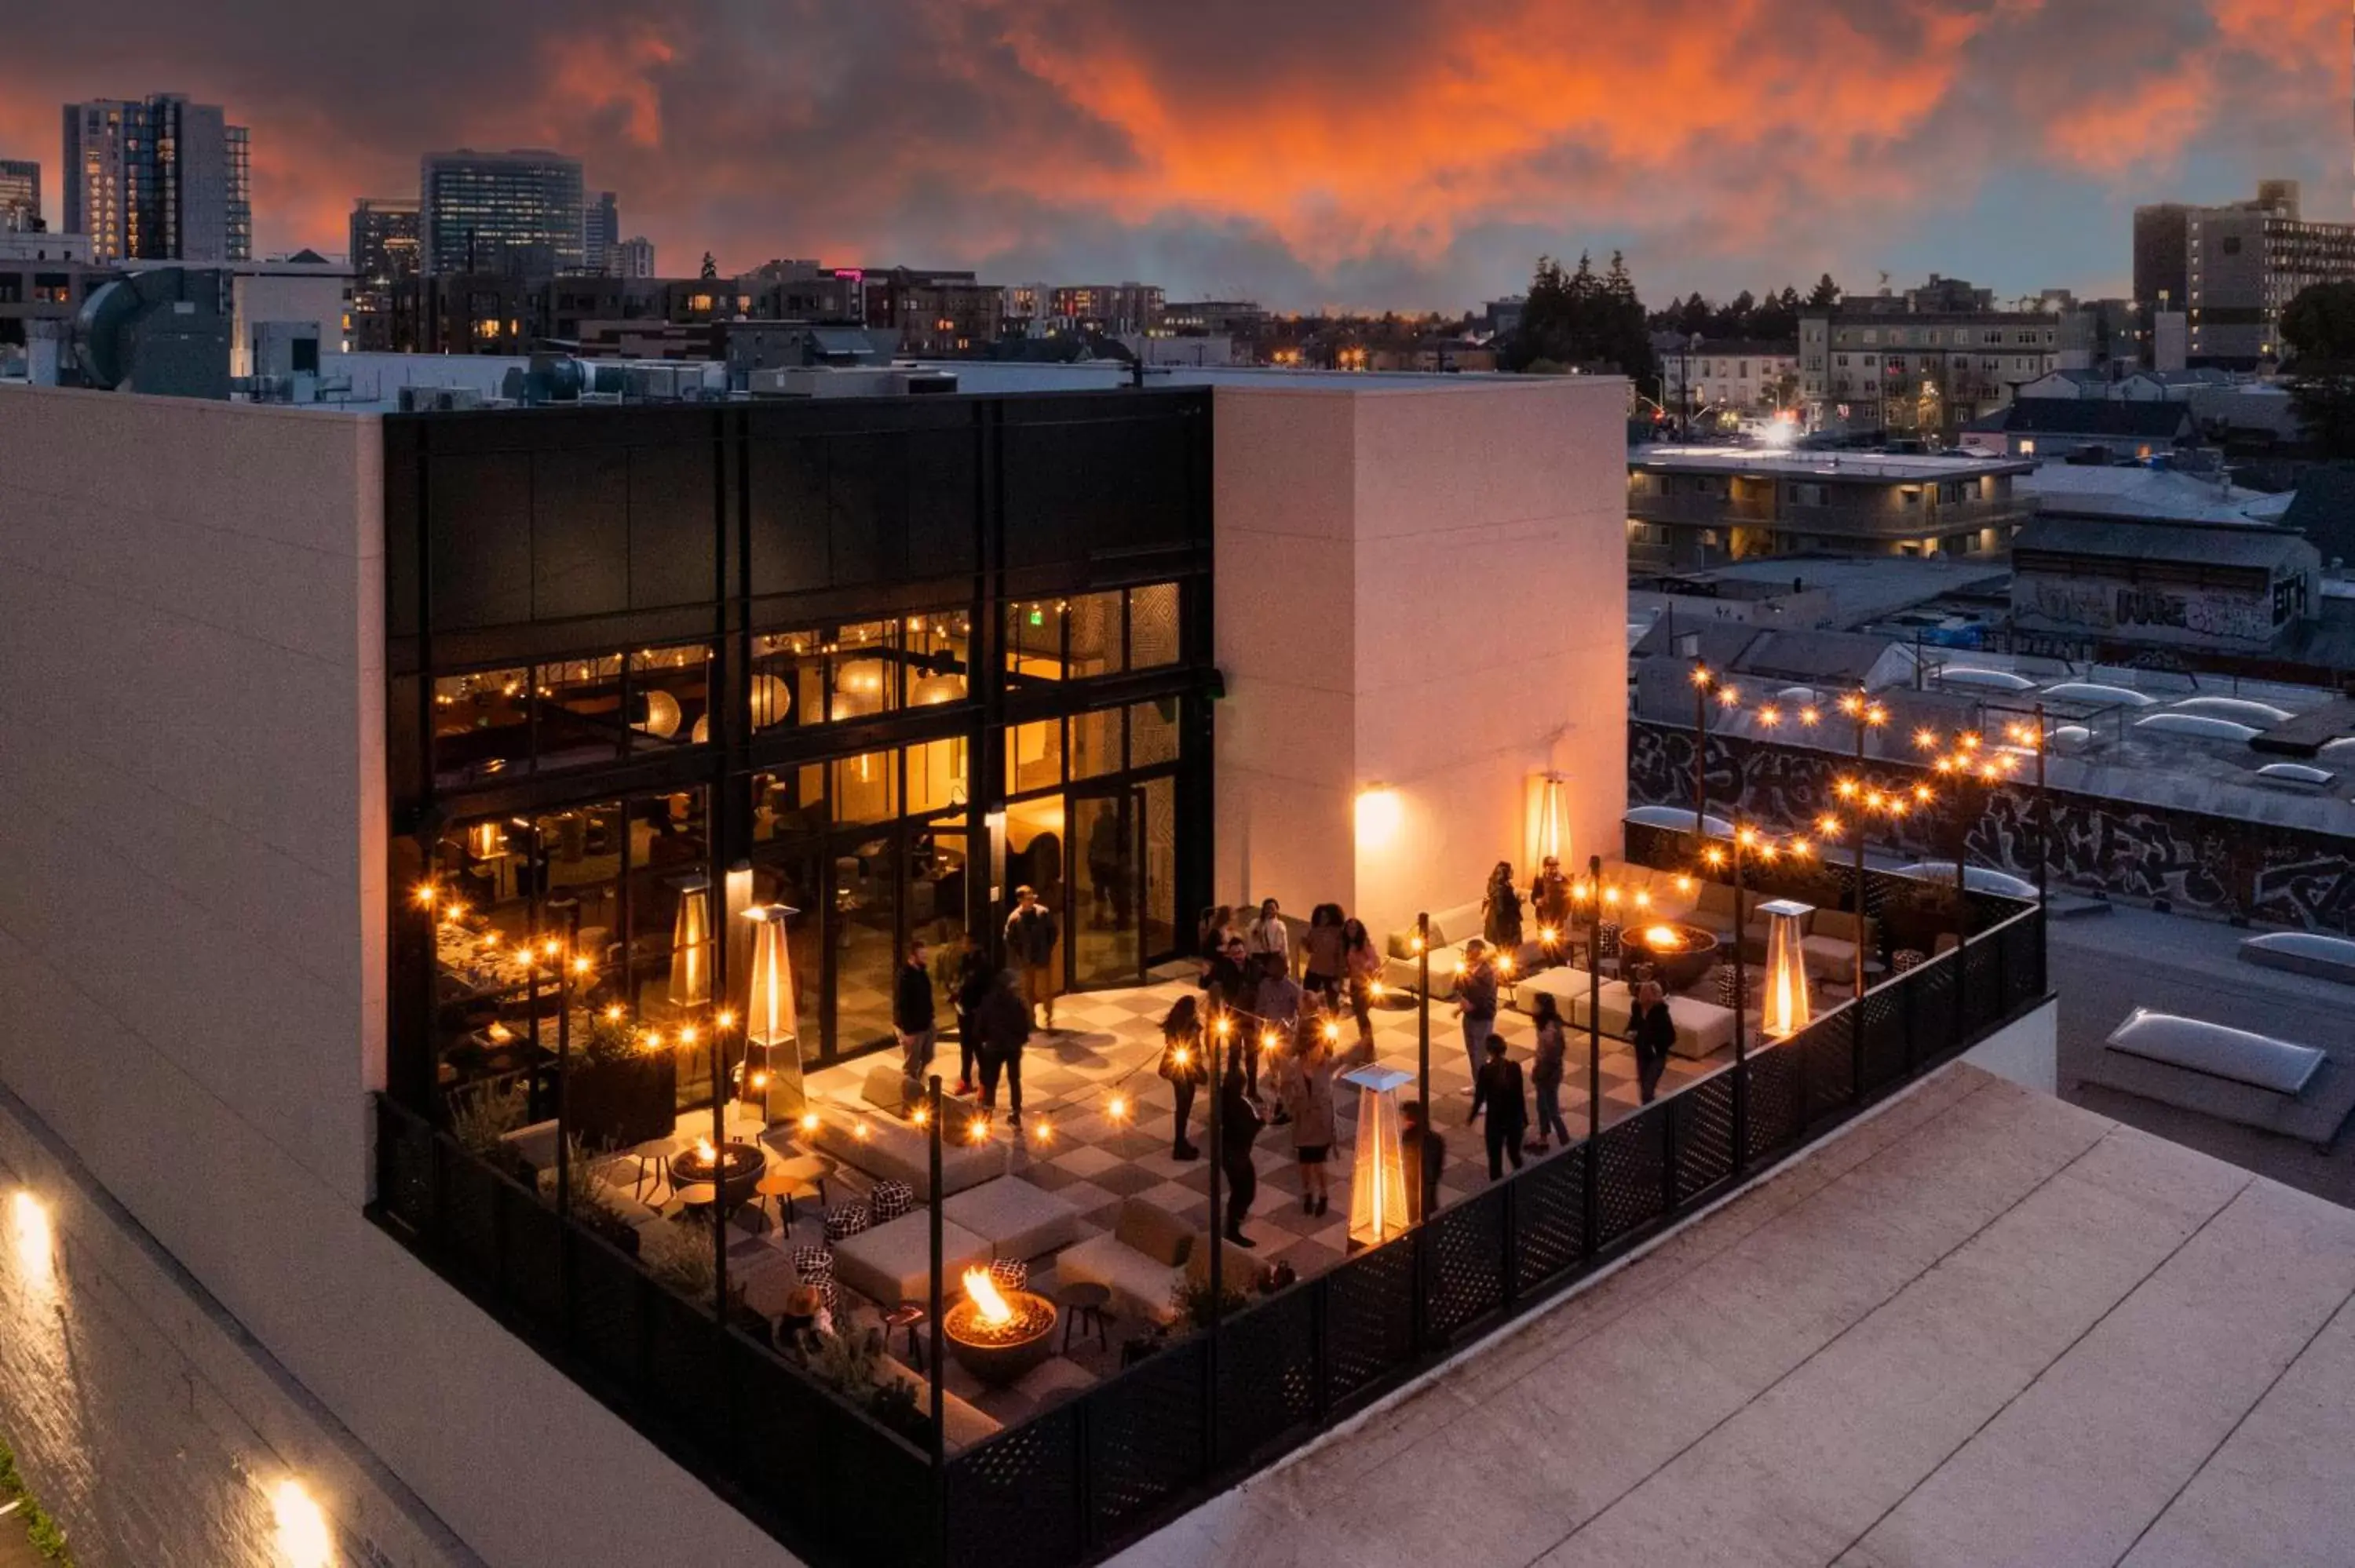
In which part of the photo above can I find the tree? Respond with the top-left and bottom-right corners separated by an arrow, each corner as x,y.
699,251 -> 718,280
2282,281 -> 2355,458
1601,251 -> 1657,382
1806,273 -> 1842,308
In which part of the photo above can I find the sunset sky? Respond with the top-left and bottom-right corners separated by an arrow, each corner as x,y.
5,0 -> 2346,310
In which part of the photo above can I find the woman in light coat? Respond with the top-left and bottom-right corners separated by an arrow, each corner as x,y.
1284,1019 -> 1342,1218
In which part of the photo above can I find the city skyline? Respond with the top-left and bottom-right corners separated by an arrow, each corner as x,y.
2,2 -> 2343,308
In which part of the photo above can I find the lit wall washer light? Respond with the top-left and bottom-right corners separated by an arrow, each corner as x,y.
1354,785 -> 1403,849
9,1190 -> 52,1285
271,1479 -> 335,1568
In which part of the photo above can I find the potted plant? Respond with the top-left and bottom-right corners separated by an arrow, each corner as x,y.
568,1010 -> 677,1150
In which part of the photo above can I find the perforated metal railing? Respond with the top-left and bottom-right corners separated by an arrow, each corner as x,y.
371,884 -> 2048,1568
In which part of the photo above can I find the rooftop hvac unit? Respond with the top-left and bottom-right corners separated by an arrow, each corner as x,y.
70,268 -> 232,399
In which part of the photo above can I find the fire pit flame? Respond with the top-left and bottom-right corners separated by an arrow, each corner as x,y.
962,1267 -> 1015,1328
1642,924 -> 1685,951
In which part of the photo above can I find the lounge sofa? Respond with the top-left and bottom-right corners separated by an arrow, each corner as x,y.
789,1108 -> 1008,1202
1800,910 -> 1879,983
1053,1198 -> 1198,1326
1512,965 -> 1736,1059
881,1353 -> 999,1449
1382,901 -> 1546,995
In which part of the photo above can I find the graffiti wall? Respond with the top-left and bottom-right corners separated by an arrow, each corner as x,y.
1627,720 -> 2355,932
2012,567 -> 2295,651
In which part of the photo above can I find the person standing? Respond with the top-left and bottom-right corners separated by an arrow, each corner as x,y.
1528,856 -> 1574,957
1251,951 -> 1302,1109
1202,932 -> 1251,1019
1482,862 -> 1524,954
1529,993 -> 1569,1150
1003,885 -> 1061,1034
1284,1019 -> 1340,1217
975,968 -> 1032,1126
1196,905 -> 1235,972
893,938 -> 937,1105
1243,898 -> 1288,965
1469,1035 -> 1528,1180
1218,1064 -> 1264,1248
1400,1099 -> 1446,1224
1298,903 -> 1346,1005
949,933 -> 991,1096
1627,981 -> 1678,1105
1452,939 -> 1500,1100
1342,917 -> 1383,1061
1158,995 -> 1209,1160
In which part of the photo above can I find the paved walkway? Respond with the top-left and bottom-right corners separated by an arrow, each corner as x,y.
1114,1065 -> 2355,1567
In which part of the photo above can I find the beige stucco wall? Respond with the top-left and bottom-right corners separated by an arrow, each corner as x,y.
0,383 -> 798,1568
1213,377 -> 1628,938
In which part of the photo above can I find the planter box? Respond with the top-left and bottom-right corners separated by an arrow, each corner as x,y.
568,1052 -> 677,1151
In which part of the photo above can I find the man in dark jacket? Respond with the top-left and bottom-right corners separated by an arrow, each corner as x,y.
974,968 -> 1033,1126
1004,886 -> 1061,1033
1469,1035 -> 1528,1180
950,934 -> 992,1096
894,939 -> 935,1107
1627,980 -> 1678,1103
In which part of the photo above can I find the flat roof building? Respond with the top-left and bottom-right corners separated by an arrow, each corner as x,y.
419,148 -> 586,275
0,369 -> 1636,1566
2010,516 -> 2320,653
1627,444 -> 2036,570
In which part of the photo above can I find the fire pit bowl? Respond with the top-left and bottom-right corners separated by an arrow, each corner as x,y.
670,1139 -> 765,1210
941,1269 -> 1059,1386
1618,922 -> 1719,992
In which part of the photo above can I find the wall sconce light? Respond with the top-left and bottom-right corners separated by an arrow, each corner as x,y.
9,1190 -> 53,1286
270,1479 -> 335,1568
1355,785 -> 1403,850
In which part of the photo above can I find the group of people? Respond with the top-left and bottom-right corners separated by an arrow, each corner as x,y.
892,884 -> 1065,1128
885,870 -> 1690,1249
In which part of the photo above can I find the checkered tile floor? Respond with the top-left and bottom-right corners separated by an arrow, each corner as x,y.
592,964 -> 1747,1428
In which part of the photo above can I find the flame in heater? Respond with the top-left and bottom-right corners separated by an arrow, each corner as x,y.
962,1267 -> 1015,1327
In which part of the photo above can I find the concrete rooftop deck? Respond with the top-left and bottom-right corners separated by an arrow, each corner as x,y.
1117,1064 -> 2355,1568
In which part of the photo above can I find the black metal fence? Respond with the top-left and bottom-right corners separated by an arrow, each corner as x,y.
371,1100 -> 937,1567
371,889 -> 2048,1568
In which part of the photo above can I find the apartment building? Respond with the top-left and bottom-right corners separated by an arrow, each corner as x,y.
1659,338 -> 1801,420
1628,445 -> 2037,568
2134,181 -> 2355,368
62,93 -> 251,264
1799,302 -> 2062,436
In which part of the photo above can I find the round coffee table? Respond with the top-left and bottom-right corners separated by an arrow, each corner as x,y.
883,1302 -> 929,1363
1055,1281 -> 1112,1353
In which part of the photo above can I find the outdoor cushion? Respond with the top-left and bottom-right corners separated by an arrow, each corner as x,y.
1111,1196 -> 1195,1267
1663,996 -> 1737,1059
944,1177 -> 1085,1261
830,1211 -> 988,1307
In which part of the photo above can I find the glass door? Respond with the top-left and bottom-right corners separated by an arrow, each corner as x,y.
1070,789 -> 1139,987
